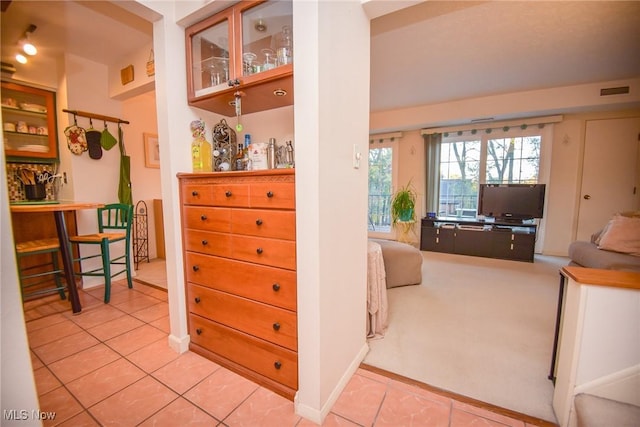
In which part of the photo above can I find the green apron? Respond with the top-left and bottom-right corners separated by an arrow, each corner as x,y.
117,124 -> 133,206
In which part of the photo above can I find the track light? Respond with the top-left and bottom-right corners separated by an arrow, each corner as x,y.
23,37 -> 37,56
17,24 -> 37,62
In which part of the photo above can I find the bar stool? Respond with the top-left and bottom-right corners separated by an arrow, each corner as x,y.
15,238 -> 67,300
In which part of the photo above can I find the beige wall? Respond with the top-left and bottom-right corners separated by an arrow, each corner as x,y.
388,107 -> 640,256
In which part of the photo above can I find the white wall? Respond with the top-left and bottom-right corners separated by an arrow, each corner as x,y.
122,91 -> 160,259
0,147 -> 41,426
293,1 -> 370,422
375,79 -> 640,255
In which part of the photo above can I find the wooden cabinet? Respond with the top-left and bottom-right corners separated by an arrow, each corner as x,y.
2,81 -> 58,162
178,169 -> 297,399
185,0 -> 293,116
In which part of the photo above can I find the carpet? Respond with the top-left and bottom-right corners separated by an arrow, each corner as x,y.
364,251 -> 569,423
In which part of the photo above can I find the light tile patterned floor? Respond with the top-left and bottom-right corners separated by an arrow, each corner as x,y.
23,280 -> 553,426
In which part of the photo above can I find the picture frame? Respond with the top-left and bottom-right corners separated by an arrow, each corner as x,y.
143,133 -> 160,168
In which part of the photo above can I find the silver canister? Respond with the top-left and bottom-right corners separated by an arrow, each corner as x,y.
267,138 -> 276,169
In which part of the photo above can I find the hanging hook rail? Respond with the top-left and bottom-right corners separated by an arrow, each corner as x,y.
62,109 -> 130,125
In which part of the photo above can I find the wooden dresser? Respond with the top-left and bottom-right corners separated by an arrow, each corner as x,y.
177,169 -> 297,399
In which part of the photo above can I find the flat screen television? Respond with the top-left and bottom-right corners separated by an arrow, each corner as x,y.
478,184 -> 546,221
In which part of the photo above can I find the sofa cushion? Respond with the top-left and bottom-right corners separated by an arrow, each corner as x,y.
568,241 -> 640,272
597,214 -> 640,256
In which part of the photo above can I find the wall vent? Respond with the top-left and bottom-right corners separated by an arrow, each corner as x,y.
600,86 -> 630,96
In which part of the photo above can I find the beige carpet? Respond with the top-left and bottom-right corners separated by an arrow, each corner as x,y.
364,251 -> 568,423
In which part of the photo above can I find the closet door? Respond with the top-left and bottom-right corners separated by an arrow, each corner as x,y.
576,117 -> 640,241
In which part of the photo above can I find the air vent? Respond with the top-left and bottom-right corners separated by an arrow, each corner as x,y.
600,86 -> 630,96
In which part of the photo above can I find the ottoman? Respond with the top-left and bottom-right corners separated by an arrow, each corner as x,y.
369,238 -> 423,288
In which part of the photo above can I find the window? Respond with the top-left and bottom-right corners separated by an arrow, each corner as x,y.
368,135 -> 398,234
439,129 -> 543,217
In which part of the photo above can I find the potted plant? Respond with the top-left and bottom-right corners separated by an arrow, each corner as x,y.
391,181 -> 417,224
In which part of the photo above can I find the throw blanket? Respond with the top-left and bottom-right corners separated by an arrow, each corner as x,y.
367,240 -> 388,339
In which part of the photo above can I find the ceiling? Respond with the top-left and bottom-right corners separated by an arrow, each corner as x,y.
2,1 -> 639,115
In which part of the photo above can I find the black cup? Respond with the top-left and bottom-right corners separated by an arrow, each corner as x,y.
25,184 -> 46,200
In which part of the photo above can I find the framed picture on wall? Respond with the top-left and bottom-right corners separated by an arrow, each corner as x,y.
144,133 -> 160,168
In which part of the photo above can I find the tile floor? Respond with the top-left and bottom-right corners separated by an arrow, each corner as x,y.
23,279 -> 553,427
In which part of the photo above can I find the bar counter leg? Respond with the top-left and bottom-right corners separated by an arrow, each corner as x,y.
53,211 -> 81,314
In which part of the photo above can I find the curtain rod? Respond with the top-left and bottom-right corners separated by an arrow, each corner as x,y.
421,115 -> 562,136
62,109 -> 130,125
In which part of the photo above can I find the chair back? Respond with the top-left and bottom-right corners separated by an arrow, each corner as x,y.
98,203 -> 134,236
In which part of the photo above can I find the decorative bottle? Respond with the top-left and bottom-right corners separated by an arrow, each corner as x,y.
190,119 -> 212,172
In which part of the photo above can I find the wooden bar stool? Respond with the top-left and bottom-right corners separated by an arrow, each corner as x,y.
15,238 -> 67,300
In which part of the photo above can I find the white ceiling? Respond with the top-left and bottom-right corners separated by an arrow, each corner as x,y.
2,1 -> 639,115
370,1 -> 640,112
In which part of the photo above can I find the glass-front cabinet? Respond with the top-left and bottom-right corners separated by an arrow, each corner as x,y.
186,0 -> 293,117
2,81 -> 58,162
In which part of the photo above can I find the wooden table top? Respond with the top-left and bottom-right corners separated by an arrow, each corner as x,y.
561,266 -> 640,290
10,201 -> 104,213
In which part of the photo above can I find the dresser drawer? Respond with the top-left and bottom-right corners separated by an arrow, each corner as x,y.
231,209 -> 295,240
187,284 -> 297,351
212,183 -> 250,207
184,230 -> 231,257
185,253 -> 296,311
232,235 -> 296,270
189,315 -> 298,389
182,184 -> 214,205
183,206 -> 231,232
250,182 -> 295,209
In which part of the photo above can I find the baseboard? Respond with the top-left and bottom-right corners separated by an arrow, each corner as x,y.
167,333 -> 190,353
295,342 -> 369,424
574,364 -> 640,406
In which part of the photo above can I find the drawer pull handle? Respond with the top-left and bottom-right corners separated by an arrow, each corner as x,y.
273,322 -> 281,331
266,191 -> 274,198
192,190 -> 199,196
195,297 -> 201,303
256,247 -> 263,254
272,283 -> 281,291
274,361 -> 282,370
192,265 -> 199,272
201,240 -> 208,246
196,328 -> 202,335
225,190 -> 232,197
200,214 -> 207,221
256,218 -> 263,226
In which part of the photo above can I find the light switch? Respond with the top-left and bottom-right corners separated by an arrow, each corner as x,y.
353,144 -> 361,169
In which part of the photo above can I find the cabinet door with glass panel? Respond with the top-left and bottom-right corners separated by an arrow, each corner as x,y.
186,0 -> 293,116
2,81 -> 58,162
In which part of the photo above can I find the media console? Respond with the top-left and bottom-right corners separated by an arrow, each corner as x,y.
420,217 -> 538,262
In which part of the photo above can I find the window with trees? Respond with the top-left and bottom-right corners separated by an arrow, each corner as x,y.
439,130 -> 542,217
368,136 -> 397,234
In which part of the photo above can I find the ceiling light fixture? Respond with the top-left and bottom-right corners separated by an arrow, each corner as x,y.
15,54 -> 27,64
19,24 -> 38,59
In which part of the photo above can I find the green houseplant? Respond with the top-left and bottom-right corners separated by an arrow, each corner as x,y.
391,181 -> 417,224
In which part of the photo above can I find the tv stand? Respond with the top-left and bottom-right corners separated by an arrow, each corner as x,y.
420,217 -> 537,262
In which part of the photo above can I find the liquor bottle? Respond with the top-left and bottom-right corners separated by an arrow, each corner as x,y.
234,143 -> 245,171
190,119 -> 212,172
200,137 -> 212,172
